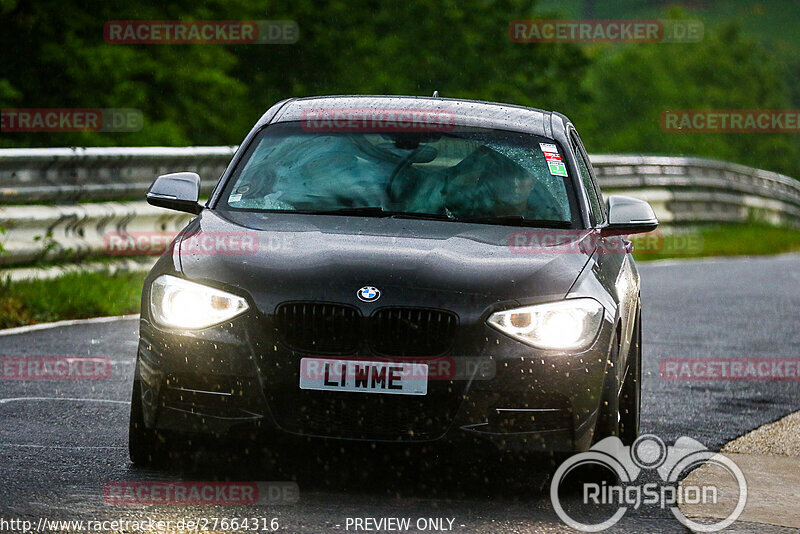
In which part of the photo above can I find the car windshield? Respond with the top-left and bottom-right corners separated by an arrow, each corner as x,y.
217,122 -> 574,226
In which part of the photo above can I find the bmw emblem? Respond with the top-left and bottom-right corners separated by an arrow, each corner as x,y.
357,286 -> 381,302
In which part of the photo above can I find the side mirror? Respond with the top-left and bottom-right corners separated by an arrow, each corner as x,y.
601,195 -> 658,236
146,172 -> 203,215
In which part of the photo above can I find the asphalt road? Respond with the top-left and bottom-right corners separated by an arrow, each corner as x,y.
1,253 -> 799,533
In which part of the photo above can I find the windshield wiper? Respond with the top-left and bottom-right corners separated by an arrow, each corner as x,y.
303,207 -> 389,217
302,207 -> 453,221
287,208 -> 570,228
454,216 -> 572,228
389,212 -> 453,221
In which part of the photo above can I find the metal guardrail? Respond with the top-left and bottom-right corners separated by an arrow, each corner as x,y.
0,201 -> 194,266
0,147 -> 799,270
0,147 -> 235,203
591,155 -> 800,226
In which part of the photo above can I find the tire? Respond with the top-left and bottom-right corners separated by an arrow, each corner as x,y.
594,332 -> 620,443
619,310 -> 642,445
128,379 -> 160,466
594,310 -> 642,446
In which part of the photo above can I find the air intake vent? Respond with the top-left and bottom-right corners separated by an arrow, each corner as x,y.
370,307 -> 457,356
275,302 -> 360,354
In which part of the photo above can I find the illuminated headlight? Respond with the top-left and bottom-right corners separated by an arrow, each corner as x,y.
150,275 -> 249,329
487,298 -> 604,351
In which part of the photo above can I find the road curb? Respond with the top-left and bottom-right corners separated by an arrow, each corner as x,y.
680,411 -> 800,529
0,257 -> 157,282
0,314 -> 139,337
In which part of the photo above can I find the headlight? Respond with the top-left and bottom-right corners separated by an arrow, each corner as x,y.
487,298 -> 604,351
150,275 -> 249,329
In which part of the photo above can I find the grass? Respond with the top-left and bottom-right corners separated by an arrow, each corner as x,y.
0,271 -> 147,329
633,223 -> 800,261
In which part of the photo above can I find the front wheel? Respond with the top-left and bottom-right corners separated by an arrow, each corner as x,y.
619,310 -> 642,445
128,379 -> 160,465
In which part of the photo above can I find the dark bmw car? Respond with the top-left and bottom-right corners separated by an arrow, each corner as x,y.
129,95 -> 658,465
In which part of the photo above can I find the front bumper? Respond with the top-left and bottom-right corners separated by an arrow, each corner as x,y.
135,306 -> 615,454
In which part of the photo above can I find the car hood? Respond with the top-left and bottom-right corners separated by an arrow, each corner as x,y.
177,210 -> 593,314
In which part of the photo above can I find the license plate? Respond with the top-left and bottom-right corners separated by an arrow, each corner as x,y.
299,358 -> 428,395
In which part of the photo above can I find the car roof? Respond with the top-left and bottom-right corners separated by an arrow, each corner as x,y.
261,95 -> 568,138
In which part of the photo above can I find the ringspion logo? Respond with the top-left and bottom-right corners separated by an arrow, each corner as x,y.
551,435 -> 746,531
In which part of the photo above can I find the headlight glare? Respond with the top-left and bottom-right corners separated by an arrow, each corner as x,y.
487,298 -> 604,350
150,275 -> 249,329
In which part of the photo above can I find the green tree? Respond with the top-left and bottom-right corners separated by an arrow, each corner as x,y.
0,0 -> 252,147
232,0 -> 590,116
574,20 -> 800,176
0,0 -> 591,147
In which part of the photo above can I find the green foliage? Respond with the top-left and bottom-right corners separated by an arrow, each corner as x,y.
0,0 -> 589,148
0,0 -> 799,179
0,270 -> 146,328
0,0 -> 253,146
574,20 -> 800,177
634,224 -> 800,262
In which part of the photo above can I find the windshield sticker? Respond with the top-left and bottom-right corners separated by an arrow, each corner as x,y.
544,152 -> 562,162
539,142 -> 558,153
548,160 -> 568,176
229,193 -> 243,202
